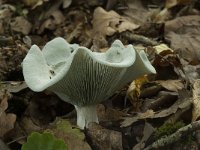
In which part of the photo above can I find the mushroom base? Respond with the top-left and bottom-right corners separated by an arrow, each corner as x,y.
75,105 -> 98,129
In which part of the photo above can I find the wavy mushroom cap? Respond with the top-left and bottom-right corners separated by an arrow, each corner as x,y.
22,37 -> 156,106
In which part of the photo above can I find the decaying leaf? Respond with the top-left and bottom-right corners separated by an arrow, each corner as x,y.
0,4 -> 15,20
142,91 -> 178,111
123,0 -> 151,25
0,81 -> 27,93
192,79 -> 200,121
183,63 -> 200,84
97,104 -> 125,122
121,96 -> 192,127
10,16 -> 32,35
38,10 -> 65,34
127,76 -> 149,110
0,94 -> 16,137
156,80 -> 184,92
132,122 -> 155,150
62,0 -> 72,8
21,116 -> 42,133
165,0 -> 193,9
93,7 -> 139,38
87,123 -> 123,150
121,110 -> 155,127
23,0 -> 49,9
165,15 -> 200,63
48,119 -> 91,150
153,44 -> 173,54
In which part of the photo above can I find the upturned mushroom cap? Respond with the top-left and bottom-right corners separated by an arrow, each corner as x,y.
22,37 -> 156,106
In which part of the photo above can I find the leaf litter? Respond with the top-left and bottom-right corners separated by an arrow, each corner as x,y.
0,0 -> 200,150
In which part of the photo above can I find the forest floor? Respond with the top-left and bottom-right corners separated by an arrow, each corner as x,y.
0,0 -> 200,150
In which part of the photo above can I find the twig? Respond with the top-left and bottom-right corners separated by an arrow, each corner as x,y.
6,135 -> 27,145
144,120 -> 200,150
122,32 -> 158,46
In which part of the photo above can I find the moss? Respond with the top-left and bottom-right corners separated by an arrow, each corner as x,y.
154,121 -> 185,139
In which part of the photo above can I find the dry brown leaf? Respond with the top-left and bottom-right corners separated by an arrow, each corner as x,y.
153,44 -> 173,54
121,98 -> 192,127
127,76 -> 149,109
0,95 -> 16,137
97,104 -> 125,122
123,0 -> 150,25
93,7 -> 139,37
62,0 -> 72,8
38,10 -> 65,34
152,8 -> 171,23
156,80 -> 184,92
121,110 -> 155,127
10,16 -> 32,35
165,15 -> 200,63
183,64 -> 200,84
0,4 -> 15,20
165,0 -> 193,9
23,0 -> 49,9
154,98 -> 192,118
132,122 -> 155,150
0,81 -> 27,93
87,123 -> 123,150
49,119 -> 91,150
192,79 -> 200,121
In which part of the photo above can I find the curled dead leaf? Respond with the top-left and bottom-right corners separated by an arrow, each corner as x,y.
10,16 -> 32,35
0,94 -> 16,137
121,110 -> 155,127
48,119 -> 91,150
93,7 -> 139,37
165,0 -> 193,9
165,15 -> 200,63
156,80 -> 184,92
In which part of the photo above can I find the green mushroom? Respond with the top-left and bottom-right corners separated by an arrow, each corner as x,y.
22,37 -> 156,129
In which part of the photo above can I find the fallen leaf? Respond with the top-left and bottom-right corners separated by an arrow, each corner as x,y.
0,4 -> 15,20
121,95 -> 191,127
156,80 -> 184,92
0,94 -> 16,137
87,123 -> 123,150
0,81 -> 27,93
62,0 -> 72,8
0,139 -> 10,150
48,119 -> 91,150
142,91 -> 178,111
153,44 -> 173,54
154,97 -> 192,118
23,0 -> 49,9
123,0 -> 151,25
121,110 -> 155,127
38,10 -> 65,34
151,8 -> 171,23
93,7 -> 139,37
132,122 -> 155,150
97,104 -> 125,122
165,15 -> 200,63
19,117 -> 42,135
165,0 -> 193,9
10,16 -> 32,35
127,76 -> 149,110
192,79 -> 200,121
180,58 -> 200,84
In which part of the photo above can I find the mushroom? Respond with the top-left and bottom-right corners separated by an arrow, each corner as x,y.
22,37 -> 156,129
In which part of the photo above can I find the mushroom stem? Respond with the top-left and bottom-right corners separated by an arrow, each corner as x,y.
74,105 -> 98,129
